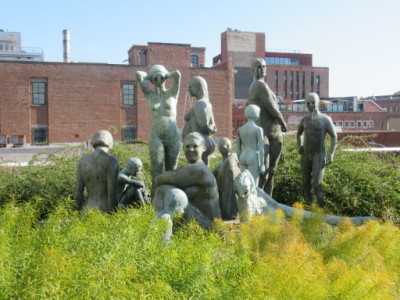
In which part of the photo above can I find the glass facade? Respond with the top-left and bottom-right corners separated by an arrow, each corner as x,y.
266,57 -> 300,65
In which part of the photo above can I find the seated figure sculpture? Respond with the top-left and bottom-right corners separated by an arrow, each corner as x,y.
136,65 -> 181,187
182,76 -> 217,166
117,157 -> 150,207
297,92 -> 337,207
75,130 -> 119,212
234,170 -> 376,226
237,104 -> 265,186
153,132 -> 221,228
213,137 -> 240,220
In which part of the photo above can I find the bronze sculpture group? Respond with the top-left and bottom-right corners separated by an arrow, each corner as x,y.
75,60 -> 374,242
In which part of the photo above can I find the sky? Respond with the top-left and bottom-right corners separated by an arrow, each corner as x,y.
2,0 -> 399,98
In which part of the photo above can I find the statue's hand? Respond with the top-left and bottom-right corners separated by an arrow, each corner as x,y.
298,146 -> 304,155
281,123 -> 288,132
260,165 -> 266,174
136,71 -> 147,81
325,155 -> 333,165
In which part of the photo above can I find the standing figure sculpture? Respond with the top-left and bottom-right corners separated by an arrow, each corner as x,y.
75,130 -> 119,212
248,58 -> 288,196
297,92 -> 337,207
237,104 -> 265,186
213,137 -> 240,220
153,132 -> 221,228
136,65 -> 181,185
117,157 -> 150,208
182,76 -> 217,166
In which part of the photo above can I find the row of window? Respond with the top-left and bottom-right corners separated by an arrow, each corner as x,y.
30,79 -> 136,106
274,71 -> 321,99
266,57 -> 300,65
333,120 -> 375,129
29,126 -> 137,144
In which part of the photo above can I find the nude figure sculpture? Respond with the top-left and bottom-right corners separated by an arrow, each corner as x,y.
248,58 -> 288,196
117,157 -> 150,207
213,137 -> 240,220
136,65 -> 181,184
153,132 -> 221,228
234,170 -> 375,226
75,130 -> 119,212
182,76 -> 217,166
297,92 -> 337,207
236,104 -> 265,186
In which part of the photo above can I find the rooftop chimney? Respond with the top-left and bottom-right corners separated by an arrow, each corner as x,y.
63,29 -> 70,63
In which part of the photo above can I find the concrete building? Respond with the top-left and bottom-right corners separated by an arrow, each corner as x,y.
0,31 -> 44,62
0,42 -> 233,145
212,29 -> 329,105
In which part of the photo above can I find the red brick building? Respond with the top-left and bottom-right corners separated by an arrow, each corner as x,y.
0,42 -> 233,145
213,30 -> 329,104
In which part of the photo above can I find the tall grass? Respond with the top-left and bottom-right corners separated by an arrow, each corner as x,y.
0,200 -> 399,298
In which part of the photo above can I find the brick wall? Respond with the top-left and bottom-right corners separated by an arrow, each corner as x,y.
0,46 -> 232,144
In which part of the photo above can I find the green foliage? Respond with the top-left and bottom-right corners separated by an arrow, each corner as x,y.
0,202 -> 399,298
274,136 -> 400,223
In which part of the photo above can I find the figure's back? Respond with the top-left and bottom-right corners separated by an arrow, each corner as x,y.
79,150 -> 118,212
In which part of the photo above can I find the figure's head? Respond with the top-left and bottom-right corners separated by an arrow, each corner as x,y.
149,65 -> 168,87
245,104 -> 260,121
126,157 -> 143,175
183,132 -> 206,164
91,130 -> 113,150
305,92 -> 320,112
164,188 -> 188,216
251,58 -> 267,79
234,170 -> 256,200
188,76 -> 208,99
218,137 -> 232,157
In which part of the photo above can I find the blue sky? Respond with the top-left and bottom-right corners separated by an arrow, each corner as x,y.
3,0 -> 399,97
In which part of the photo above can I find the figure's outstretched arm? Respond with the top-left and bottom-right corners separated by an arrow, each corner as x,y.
257,128 -> 265,173
236,131 -> 242,160
297,119 -> 305,155
325,117 -> 337,165
75,163 -> 84,210
167,70 -> 181,97
118,172 -> 144,188
194,102 -> 216,135
107,158 -> 119,208
155,165 -> 203,189
260,86 -> 288,131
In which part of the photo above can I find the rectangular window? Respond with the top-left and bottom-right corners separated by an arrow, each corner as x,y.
350,121 -> 355,128
344,121 -> 349,128
284,71 -> 287,98
311,72 -> 314,92
122,82 -> 135,106
191,55 -> 199,66
316,75 -> 321,95
302,71 -> 305,98
296,71 -> 299,99
122,126 -> 136,143
275,71 -> 279,95
357,121 -> 362,128
32,127 -> 48,144
368,121 -> 374,128
139,50 -> 146,65
290,71 -> 294,99
31,79 -> 47,105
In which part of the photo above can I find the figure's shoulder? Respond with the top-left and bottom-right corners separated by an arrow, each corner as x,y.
194,100 -> 208,109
